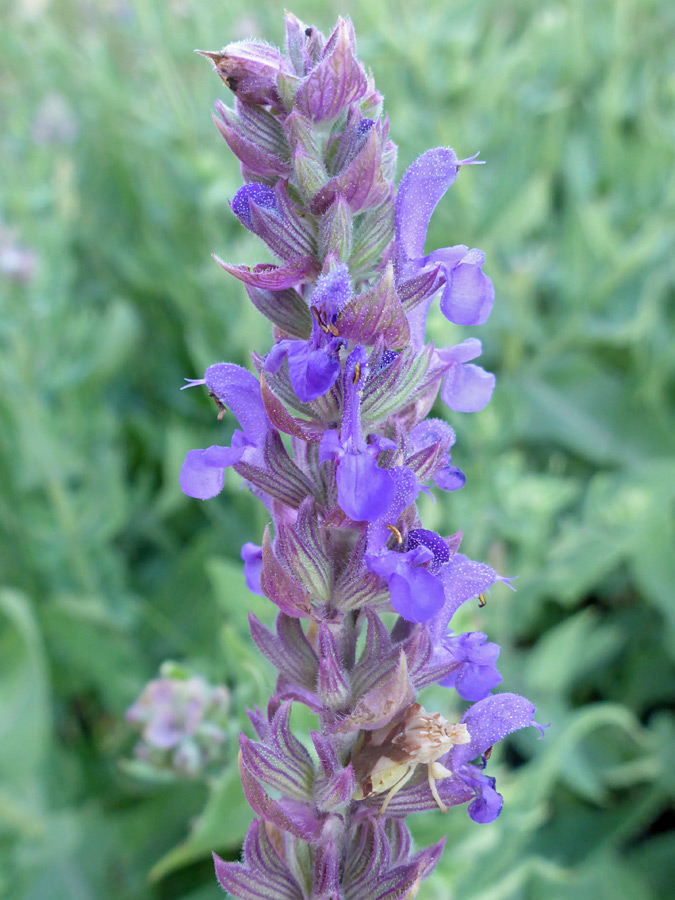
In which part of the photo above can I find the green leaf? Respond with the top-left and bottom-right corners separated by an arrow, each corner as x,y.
525,609 -> 623,699
629,509 -> 675,655
149,765 -> 251,881
0,590 -> 50,787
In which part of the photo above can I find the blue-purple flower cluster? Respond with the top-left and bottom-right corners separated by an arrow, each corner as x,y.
181,13 -> 541,898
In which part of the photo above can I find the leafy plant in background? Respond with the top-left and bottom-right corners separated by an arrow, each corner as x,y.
2,2 -> 674,899
175,12 -> 543,897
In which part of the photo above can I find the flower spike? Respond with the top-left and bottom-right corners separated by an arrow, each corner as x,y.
174,12 -> 543,899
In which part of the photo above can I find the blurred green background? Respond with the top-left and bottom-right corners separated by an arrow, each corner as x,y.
1,0 -> 674,897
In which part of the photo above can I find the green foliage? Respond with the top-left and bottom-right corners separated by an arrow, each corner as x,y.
1,0 -> 673,898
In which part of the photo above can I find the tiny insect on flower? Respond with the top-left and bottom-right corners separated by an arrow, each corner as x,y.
209,392 -> 227,421
352,702 -> 470,815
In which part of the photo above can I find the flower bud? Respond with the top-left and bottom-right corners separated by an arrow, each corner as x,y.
293,145 -> 329,201
317,622 -> 351,710
213,100 -> 291,178
318,195 -> 353,262
196,42 -> 292,107
295,18 -> 367,122
231,181 -> 276,230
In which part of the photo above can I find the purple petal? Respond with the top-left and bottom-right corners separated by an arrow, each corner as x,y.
441,362 -> 496,413
202,440 -> 246,467
437,553 -> 503,624
435,337 -> 483,365
439,253 -> 495,326
318,428 -> 341,465
463,770 -> 504,823
241,542 -> 263,595
409,417 -> 456,453
336,452 -> 396,522
367,466 -> 421,553
287,342 -> 341,402
179,448 -> 225,500
367,545 -> 432,580
264,339 -> 296,375
203,363 -> 270,445
389,567 -> 445,623
434,465 -> 466,491
231,182 -> 277,229
453,693 -> 538,765
395,147 -> 459,263
440,633 -> 503,701
407,529 -> 450,572
424,244 -> 468,271
449,662 -> 503,701
458,632 -> 501,666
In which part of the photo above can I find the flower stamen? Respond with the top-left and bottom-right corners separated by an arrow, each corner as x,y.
385,523 -> 403,544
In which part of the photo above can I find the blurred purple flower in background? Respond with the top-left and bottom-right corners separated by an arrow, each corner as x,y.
126,663 -> 230,777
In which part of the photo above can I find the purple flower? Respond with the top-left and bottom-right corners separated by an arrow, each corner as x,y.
365,463 -> 420,548
263,266 -> 353,402
319,346 -> 396,521
407,528 -> 450,571
448,693 -> 541,823
367,544 -> 445,622
265,328 -> 342,402
366,528 -> 456,623
179,363 -> 269,499
395,147 -> 494,341
230,181 -> 317,262
439,631 -> 502,701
